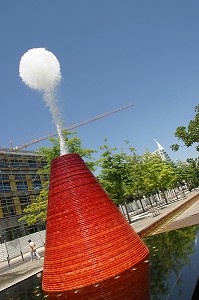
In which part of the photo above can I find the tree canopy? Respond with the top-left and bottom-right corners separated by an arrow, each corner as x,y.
171,104 -> 199,152
19,132 -> 199,226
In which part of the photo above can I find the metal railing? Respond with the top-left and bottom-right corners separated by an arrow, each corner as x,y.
0,230 -> 45,266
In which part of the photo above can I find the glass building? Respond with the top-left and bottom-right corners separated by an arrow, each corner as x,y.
0,149 -> 48,242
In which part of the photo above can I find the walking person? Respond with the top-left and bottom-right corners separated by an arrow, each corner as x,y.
28,239 -> 40,261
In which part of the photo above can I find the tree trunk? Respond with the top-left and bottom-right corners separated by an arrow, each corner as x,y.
124,201 -> 132,223
181,185 -> 186,195
147,197 -> 153,207
119,204 -> 125,215
152,194 -> 158,206
139,199 -> 145,212
173,189 -> 179,200
129,203 -> 135,213
162,190 -> 168,204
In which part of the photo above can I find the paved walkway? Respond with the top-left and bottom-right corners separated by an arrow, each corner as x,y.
0,190 -> 199,292
0,247 -> 45,291
131,190 -> 199,236
156,192 -> 199,234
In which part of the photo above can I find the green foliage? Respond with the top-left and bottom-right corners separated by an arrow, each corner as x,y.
170,143 -> 180,152
171,105 -> 199,152
97,140 -> 180,207
20,131 -> 199,226
125,152 -> 179,207
19,188 -> 48,225
175,158 -> 199,190
37,130 -> 96,174
97,139 -> 132,206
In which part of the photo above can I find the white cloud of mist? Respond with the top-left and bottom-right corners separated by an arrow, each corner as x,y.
19,48 -> 62,92
19,48 -> 68,155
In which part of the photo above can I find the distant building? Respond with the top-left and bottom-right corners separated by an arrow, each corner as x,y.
153,139 -> 172,162
0,149 -> 48,242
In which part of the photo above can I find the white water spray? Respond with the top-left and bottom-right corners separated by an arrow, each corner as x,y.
19,48 -> 68,156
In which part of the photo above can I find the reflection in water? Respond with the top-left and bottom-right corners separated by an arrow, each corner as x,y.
144,224 -> 199,300
1,224 -> 199,300
0,273 -> 43,300
47,257 -> 150,299
0,259 -> 150,300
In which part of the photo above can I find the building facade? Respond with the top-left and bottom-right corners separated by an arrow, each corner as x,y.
153,140 -> 172,163
0,149 -> 48,242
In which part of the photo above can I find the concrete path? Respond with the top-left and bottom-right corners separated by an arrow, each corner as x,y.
0,190 -> 199,292
131,190 -> 199,236
0,247 -> 45,292
156,191 -> 199,234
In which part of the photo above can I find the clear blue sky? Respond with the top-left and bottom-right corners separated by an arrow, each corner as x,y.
0,0 -> 198,161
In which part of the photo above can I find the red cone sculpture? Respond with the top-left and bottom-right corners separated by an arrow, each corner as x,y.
42,153 -> 149,294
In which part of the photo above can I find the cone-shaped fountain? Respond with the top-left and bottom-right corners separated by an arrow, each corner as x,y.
19,48 -> 150,298
42,153 -> 149,296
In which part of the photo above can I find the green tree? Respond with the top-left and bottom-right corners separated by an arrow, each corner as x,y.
19,131 -> 96,225
97,141 -> 180,217
171,104 -> 199,152
19,187 -> 48,225
175,158 -> 199,191
123,151 -> 147,211
37,130 -> 96,175
96,139 -> 135,222
97,139 -> 131,205
128,152 -> 178,205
